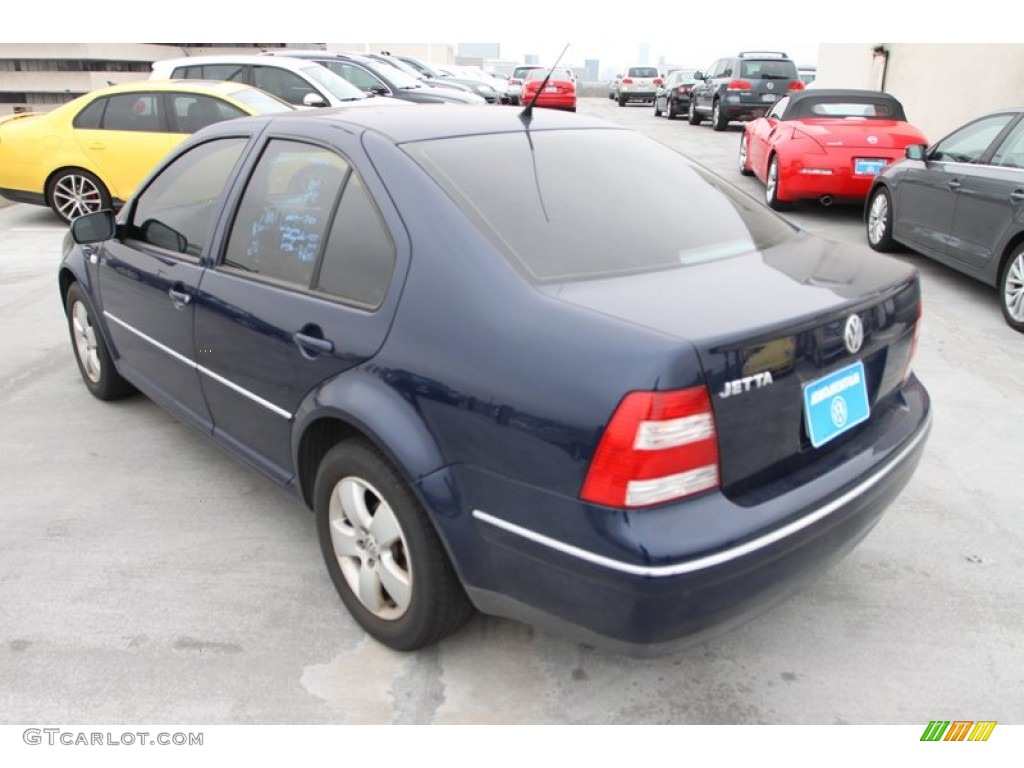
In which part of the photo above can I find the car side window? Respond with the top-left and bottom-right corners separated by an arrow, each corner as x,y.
251,66 -> 321,106
126,138 -> 247,257
222,140 -> 347,287
100,93 -> 162,132
768,97 -> 789,120
314,174 -> 395,308
991,119 -> 1024,169
334,63 -> 383,92
930,114 -> 1014,164
73,98 -> 106,129
170,94 -> 245,134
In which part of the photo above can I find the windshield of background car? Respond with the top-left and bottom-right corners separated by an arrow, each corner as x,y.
628,67 -> 659,78
369,61 -> 423,88
740,59 -> 798,79
526,69 -> 573,81
404,129 -> 797,283
300,65 -> 370,100
513,67 -> 543,79
227,87 -> 296,114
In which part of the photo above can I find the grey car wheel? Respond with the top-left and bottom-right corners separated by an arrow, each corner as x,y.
315,439 -> 473,650
654,97 -> 662,117
1000,245 -> 1024,332
48,168 -> 111,224
866,187 -> 897,252
666,98 -> 677,120
65,282 -> 133,400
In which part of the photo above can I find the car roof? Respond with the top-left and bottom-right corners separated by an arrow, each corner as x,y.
208,103 -> 612,145
153,54 -> 323,72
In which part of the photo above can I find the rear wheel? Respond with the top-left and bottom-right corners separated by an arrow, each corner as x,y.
315,439 -> 473,651
766,155 -> 790,210
866,187 -> 897,252
688,100 -> 702,125
1000,245 -> 1024,333
48,168 -> 111,224
666,99 -> 678,120
653,98 -> 662,117
712,99 -> 729,131
618,95 -> 626,107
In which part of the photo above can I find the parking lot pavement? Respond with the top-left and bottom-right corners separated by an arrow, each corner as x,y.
1,99 -> 1022,726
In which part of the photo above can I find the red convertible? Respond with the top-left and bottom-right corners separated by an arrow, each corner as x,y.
739,89 -> 927,209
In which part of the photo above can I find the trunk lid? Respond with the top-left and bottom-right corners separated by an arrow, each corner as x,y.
794,119 -> 926,150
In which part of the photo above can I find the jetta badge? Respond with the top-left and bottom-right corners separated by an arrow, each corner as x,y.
844,314 -> 864,355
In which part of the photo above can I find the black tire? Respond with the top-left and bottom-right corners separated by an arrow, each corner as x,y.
314,439 -> 473,651
666,99 -> 678,120
999,244 -> 1024,333
653,98 -> 662,117
766,155 -> 790,210
739,133 -> 754,176
618,95 -> 626,107
65,282 -> 134,401
866,186 -> 898,252
48,168 -> 111,225
687,99 -> 702,125
712,99 -> 729,131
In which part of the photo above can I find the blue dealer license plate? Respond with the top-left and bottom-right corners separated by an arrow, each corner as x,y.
803,361 -> 870,448
855,158 -> 887,176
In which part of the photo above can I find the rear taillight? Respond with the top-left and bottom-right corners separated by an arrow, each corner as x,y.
653,77 -> 664,85
788,80 -> 806,91
726,79 -> 752,90
581,387 -> 720,508
678,85 -> 691,93
622,77 -> 634,84
904,299 -> 922,383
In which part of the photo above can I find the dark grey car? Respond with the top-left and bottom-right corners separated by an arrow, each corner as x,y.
688,52 -> 802,131
865,108 -> 1024,332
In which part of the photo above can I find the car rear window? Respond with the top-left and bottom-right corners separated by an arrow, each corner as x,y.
403,129 -> 796,283
740,59 -> 798,79
628,67 -> 659,78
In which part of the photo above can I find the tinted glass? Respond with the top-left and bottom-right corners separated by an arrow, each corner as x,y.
740,59 -> 798,79
228,87 -> 295,113
321,62 -> 381,92
101,93 -> 161,132
629,67 -> 659,77
223,140 -> 347,287
73,97 -> 105,129
128,138 -> 247,257
316,174 -> 395,308
991,117 -> 1024,169
931,114 -> 1014,164
406,129 -> 796,283
252,66 -> 320,105
170,94 -> 245,133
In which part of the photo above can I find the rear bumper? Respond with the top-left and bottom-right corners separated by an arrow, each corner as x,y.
778,154 -> 902,202
428,376 -> 931,655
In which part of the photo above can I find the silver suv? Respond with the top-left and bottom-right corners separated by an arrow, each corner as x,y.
617,66 -> 662,106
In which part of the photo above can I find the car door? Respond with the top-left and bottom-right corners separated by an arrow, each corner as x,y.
193,135 -> 402,481
894,112 -> 1016,260
72,92 -> 175,200
694,61 -> 719,114
749,97 -> 789,177
946,115 -> 1024,273
98,137 -> 250,428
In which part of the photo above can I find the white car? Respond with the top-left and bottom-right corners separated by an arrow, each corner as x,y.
150,55 -> 412,109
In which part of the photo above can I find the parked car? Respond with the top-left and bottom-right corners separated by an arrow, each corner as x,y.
608,74 -> 622,101
0,79 -> 293,223
739,89 -> 927,209
259,51 -> 485,105
432,63 -> 506,104
654,70 -> 697,120
617,66 -> 662,106
59,106 -> 930,654
389,55 -> 503,102
865,108 -> 1024,333
799,65 -> 817,85
520,67 -> 576,112
361,54 -> 488,101
508,64 -> 545,106
149,54 -> 410,110
689,51 -> 805,131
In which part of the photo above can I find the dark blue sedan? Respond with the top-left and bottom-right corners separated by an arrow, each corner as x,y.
60,105 -> 931,654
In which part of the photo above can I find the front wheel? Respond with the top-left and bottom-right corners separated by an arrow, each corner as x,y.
315,439 -> 473,651
866,187 -> 898,252
653,98 -> 662,117
1000,245 -> 1024,333
48,168 -> 111,224
65,282 -> 134,400
618,95 -> 626,107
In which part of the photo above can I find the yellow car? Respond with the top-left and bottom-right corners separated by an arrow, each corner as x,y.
0,80 -> 293,223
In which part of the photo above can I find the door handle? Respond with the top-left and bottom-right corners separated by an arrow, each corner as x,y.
168,286 -> 191,308
293,331 -> 334,358
946,179 -> 962,191
1010,189 -> 1024,203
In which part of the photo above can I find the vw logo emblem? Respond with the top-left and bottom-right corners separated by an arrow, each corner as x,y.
766,82 -> 775,90
867,135 -> 878,144
844,314 -> 864,355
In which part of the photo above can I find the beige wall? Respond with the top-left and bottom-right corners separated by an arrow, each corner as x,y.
818,43 -> 1024,142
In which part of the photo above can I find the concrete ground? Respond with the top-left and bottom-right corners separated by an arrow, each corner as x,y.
1,98 -> 1021,726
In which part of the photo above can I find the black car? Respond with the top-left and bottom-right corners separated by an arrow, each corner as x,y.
654,70 -> 697,120
59,106 -> 930,654
865,108 -> 1024,333
260,51 -> 485,105
689,51 -> 804,131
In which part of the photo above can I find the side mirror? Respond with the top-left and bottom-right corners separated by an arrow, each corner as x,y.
370,85 -> 389,96
70,210 -> 116,244
905,144 -> 926,161
141,219 -> 188,253
693,71 -> 705,81
302,92 -> 328,108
